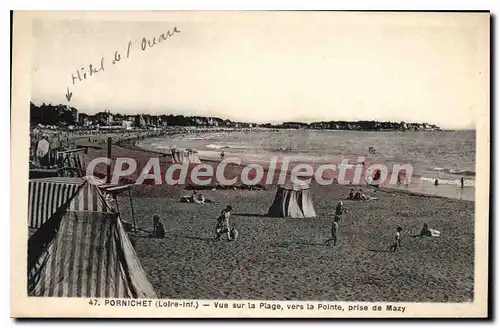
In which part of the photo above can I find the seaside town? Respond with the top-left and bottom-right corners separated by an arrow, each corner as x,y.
30,102 -> 442,132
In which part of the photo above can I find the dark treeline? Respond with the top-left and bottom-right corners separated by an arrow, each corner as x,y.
283,120 -> 441,131
29,102 -> 441,131
30,102 -> 78,126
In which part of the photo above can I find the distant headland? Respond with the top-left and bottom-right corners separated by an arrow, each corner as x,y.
30,102 -> 442,132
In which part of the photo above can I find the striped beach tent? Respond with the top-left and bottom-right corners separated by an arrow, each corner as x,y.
55,148 -> 87,170
27,176 -> 131,230
186,149 -> 202,164
28,177 -> 84,230
171,148 -> 202,164
27,177 -> 157,299
267,182 -> 317,218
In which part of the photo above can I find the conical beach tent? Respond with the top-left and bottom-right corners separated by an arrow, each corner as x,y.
186,149 -> 202,164
28,176 -> 157,298
171,148 -> 201,164
171,148 -> 186,164
267,183 -> 316,218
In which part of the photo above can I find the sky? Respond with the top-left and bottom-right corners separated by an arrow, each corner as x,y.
30,12 -> 489,129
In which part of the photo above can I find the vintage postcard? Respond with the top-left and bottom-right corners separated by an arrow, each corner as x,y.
11,11 -> 490,318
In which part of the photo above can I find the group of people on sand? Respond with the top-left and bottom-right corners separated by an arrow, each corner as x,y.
148,205 -> 236,242
148,185 -> 437,252
180,190 -> 220,204
182,190 -> 207,204
323,197 -> 439,251
347,188 -> 378,201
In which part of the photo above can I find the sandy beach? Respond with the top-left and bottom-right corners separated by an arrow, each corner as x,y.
68,132 -> 476,302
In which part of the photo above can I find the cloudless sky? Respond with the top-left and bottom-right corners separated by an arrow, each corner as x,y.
30,11 -> 489,129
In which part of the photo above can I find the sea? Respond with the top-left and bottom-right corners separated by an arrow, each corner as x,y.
138,129 -> 476,201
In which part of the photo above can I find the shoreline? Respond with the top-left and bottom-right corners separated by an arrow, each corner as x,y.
111,131 -> 474,203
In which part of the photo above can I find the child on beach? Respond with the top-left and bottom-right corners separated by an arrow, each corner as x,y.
324,201 -> 346,246
150,214 -> 165,239
215,205 -> 233,241
419,223 -> 432,237
389,227 -> 403,252
324,220 -> 339,246
334,201 -> 346,223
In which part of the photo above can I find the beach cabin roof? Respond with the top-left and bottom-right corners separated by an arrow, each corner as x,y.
28,176 -> 132,230
279,182 -> 310,191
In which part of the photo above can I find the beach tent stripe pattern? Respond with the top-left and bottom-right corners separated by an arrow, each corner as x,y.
56,148 -> 86,169
28,177 -> 157,299
171,148 -> 202,164
267,183 -> 317,218
67,182 -> 114,212
28,212 -> 156,298
28,178 -> 82,229
186,149 -> 202,164
171,149 -> 186,164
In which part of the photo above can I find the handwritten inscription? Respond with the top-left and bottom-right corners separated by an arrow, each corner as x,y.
71,57 -> 104,85
66,27 -> 181,101
65,86 -> 73,102
140,27 -> 181,51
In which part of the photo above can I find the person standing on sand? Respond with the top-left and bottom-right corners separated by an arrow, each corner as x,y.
389,227 -> 403,252
460,177 -> 464,188
56,153 -> 66,168
334,201 -> 346,223
215,205 -> 233,241
324,201 -> 346,246
324,219 -> 340,247
36,135 -> 50,169
214,210 -> 227,241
